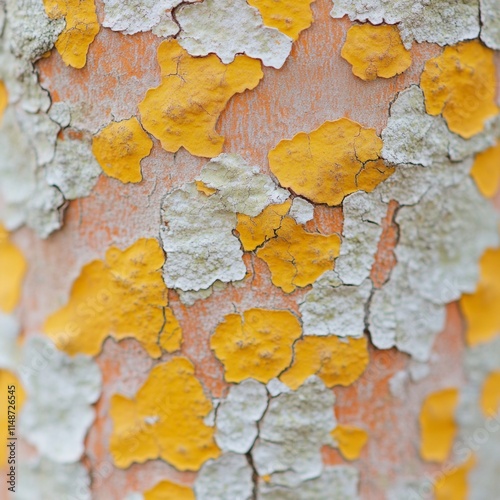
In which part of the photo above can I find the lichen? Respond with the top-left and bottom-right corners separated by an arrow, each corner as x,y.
420,40 -> 498,139
419,388 -> 459,463
176,0 -> 293,68
210,308 -> 302,383
139,40 -> 263,158
256,217 -> 341,293
44,238 -> 170,358
92,118 -> 153,184
330,0 -> 480,49
341,24 -> 411,81
280,336 -> 369,389
0,224 -> 26,312
269,118 -> 394,206
110,357 -> 220,470
19,336 -> 101,463
43,0 -> 99,69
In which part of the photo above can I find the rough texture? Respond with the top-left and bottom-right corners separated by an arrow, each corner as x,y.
194,452 -> 254,500
177,0 -> 293,68
92,118 -> 153,184
480,0 -> 500,49
335,190 -> 387,286
19,336 -> 101,463
211,308 -> 302,383
369,179 -> 498,361
161,154 -> 288,292
102,0 -> 186,37
258,465 -> 360,499
341,24 -> 411,81
110,357 -> 220,470
43,0 -> 99,69
420,40 -> 498,139
269,118 -> 394,206
17,459 -> 91,500
44,238 -> 170,357
280,336 -> 369,389
215,379 -> 268,453
46,135 -> 101,200
248,0 -> 315,40
300,272 -> 372,337
256,217 -> 341,293
330,0 -> 480,48
252,376 -> 336,487
139,40 -> 263,158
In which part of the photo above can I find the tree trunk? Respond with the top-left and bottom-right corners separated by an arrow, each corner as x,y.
1,0 -> 500,499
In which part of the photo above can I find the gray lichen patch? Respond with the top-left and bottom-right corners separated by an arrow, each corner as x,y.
19,336 -> 102,464
102,0 -> 185,37
369,179 -> 499,361
335,191 -> 387,286
194,452 -> 254,500
252,376 -> 336,487
17,458 -> 91,500
46,134 -> 101,200
215,379 -> 268,454
289,197 -> 314,225
299,272 -> 372,337
330,0 -> 480,49
382,86 -> 500,168
176,0 -> 293,68
258,465 -> 360,500
161,153 -> 288,292
480,0 -> 500,49
4,0 -> 64,62
0,107 -> 64,237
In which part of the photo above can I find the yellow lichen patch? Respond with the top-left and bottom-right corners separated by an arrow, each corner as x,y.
470,142 -> 500,198
110,357 -> 219,470
480,371 -> 500,417
461,248 -> 500,346
44,238 -> 169,358
434,457 -> 475,500
247,0 -> 315,40
255,217 -> 341,293
331,425 -> 369,461
268,119 -> 394,206
210,308 -> 302,383
236,200 -> 291,251
420,40 -> 499,139
43,0 -> 99,69
419,388 -> 459,463
280,336 -> 369,389
159,307 -> 183,353
0,81 -> 8,122
92,118 -> 153,184
195,180 -> 217,196
1,370 -> 25,467
341,24 -> 412,81
139,40 -> 263,158
0,225 -> 27,313
144,479 -> 194,500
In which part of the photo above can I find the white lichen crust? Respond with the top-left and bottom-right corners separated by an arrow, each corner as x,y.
330,0 -> 480,48
161,153 -> 288,292
19,336 -> 102,463
176,0 -> 293,68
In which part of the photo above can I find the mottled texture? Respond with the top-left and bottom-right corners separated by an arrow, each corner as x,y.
161,154 -> 287,292
19,336 -> 102,463
177,0 -> 293,68
252,377 -> 336,487
331,0 -> 480,48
